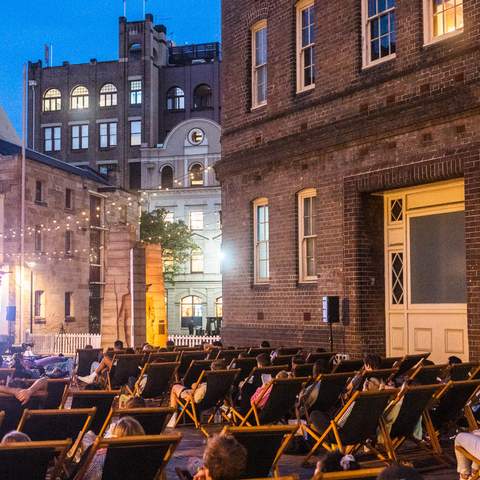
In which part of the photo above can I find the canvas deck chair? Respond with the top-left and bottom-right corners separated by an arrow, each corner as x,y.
0,392 -> 45,437
305,352 -> 336,373
65,389 -> 120,435
303,389 -> 397,465
222,425 -> 298,478
378,384 -> 441,461
107,353 -> 144,389
240,377 -> 308,427
178,350 -> 208,378
73,433 -> 181,480
314,468 -> 385,479
174,369 -> 240,436
24,377 -> 70,409
331,359 -> 364,374
0,439 -> 71,480
217,349 -> 246,363
17,407 -> 95,457
410,364 -> 447,385
0,368 -> 14,384
390,353 -> 430,382
134,361 -> 179,400
75,348 -> 102,377
293,363 -> 314,378
248,347 -> 275,356
99,406 -> 175,436
379,357 -> 402,369
206,346 -> 221,360
146,351 -> 180,364
277,347 -> 301,356
456,362 -> 480,380
231,357 -> 258,385
272,355 -> 295,367
182,359 -> 213,389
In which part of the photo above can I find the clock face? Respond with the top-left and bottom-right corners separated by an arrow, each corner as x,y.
188,128 -> 205,146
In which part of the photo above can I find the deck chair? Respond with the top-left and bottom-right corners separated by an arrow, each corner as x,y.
23,377 -> 70,409
99,406 -> 175,436
410,364 -> 447,385
75,348 -> 102,377
182,359 -> 213,389
0,439 -> 71,480
222,425 -> 298,478
217,349 -> 246,363
293,363 -> 314,378
73,433 -> 181,480
178,350 -> 208,378
314,468 -> 385,479
0,392 -> 45,437
277,347 -> 301,356
452,362 -> 480,381
380,357 -> 402,369
305,352 -> 336,373
134,362 -> 179,400
231,357 -> 258,385
331,359 -> 364,373
66,389 -> 120,435
391,353 -> 430,381
17,407 -> 95,456
379,384 -> 441,461
303,389 -> 397,464
240,377 -> 308,426
0,368 -> 14,384
147,351 -> 180,364
248,347 -> 275,356
272,355 -> 295,367
206,347 -> 221,360
108,354 -> 144,389
174,369 -> 241,436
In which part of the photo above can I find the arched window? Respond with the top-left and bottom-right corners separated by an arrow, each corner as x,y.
70,86 -> 89,110
129,43 -> 142,58
190,249 -> 204,273
190,164 -> 204,187
181,295 -> 203,329
99,84 -> 117,107
43,89 -> 61,112
166,87 -> 185,111
161,165 -> 173,189
215,297 -> 223,318
193,84 -> 212,110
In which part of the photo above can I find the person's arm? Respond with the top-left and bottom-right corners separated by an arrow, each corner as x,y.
16,377 -> 48,404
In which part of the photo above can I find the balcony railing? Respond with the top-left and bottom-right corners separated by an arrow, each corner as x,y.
169,42 -> 221,65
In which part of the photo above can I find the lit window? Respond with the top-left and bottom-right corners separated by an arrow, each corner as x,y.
65,188 -> 73,210
190,211 -> 204,230
130,121 -> 141,146
181,295 -> 203,329
164,212 -> 174,223
253,198 -> 269,283
363,0 -> 396,67
34,225 -> 43,253
34,290 -> 45,318
161,166 -> 174,189
99,122 -> 117,148
298,188 -> 317,282
43,126 -> 61,152
99,83 -> 118,107
70,85 -> 89,110
35,180 -> 43,203
190,164 -> 204,186
130,80 -> 142,105
423,0 -> 463,43
65,292 -> 74,319
193,84 -> 212,110
71,124 -> 89,150
65,230 -> 73,255
42,89 -> 61,112
215,297 -> 223,318
251,20 -> 267,108
166,87 -> 185,110
296,1 -> 315,92
190,249 -> 204,273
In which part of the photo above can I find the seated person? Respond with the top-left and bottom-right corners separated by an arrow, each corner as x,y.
296,360 -> 325,420
78,340 -> 124,384
345,353 -> 383,396
1,431 -> 31,444
455,430 -> 480,480
250,370 -> 289,410
0,376 -> 47,405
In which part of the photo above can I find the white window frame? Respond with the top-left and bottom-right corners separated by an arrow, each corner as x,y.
190,211 -> 204,231
298,188 -> 318,283
130,80 -> 142,105
423,0 -> 464,45
44,126 -> 61,152
99,122 -> 117,149
253,197 -> 269,284
130,120 -> 142,146
296,0 -> 315,93
190,249 -> 204,273
251,20 -> 268,109
71,124 -> 89,150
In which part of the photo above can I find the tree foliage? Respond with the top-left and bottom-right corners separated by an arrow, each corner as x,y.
140,208 -> 196,283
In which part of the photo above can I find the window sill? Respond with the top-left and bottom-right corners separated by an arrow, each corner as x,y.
423,29 -> 463,47
34,318 -> 46,325
362,53 -> 396,71
99,147 -> 117,151
297,279 -> 318,287
167,109 -> 186,113
71,149 -> 88,152
34,200 -> 48,207
191,107 -> 214,112
251,102 -> 267,112
252,282 -> 270,290
296,84 -> 315,96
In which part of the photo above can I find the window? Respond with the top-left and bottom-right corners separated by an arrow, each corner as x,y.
190,164 -> 204,187
130,80 -> 142,105
71,124 -> 89,150
253,198 -> 269,283
181,295 -> 203,328
99,164 -> 117,177
34,290 -> 45,318
298,189 -> 317,282
163,249 -> 174,273
166,87 -> 185,110
35,180 -> 43,203
251,20 -> 268,107
65,230 -> 73,255
65,188 -> 73,210
99,122 -> 117,148
190,211 -> 204,230
165,212 -> 174,223
43,126 -> 61,152
34,225 -> 43,253
99,83 -> 118,107
215,297 -> 223,318
129,43 -> 142,56
65,292 -> 74,319
130,121 -> 141,146
70,86 -> 89,110
190,249 -> 204,273
161,165 -> 174,189
363,0 -> 396,67
42,89 -> 61,112
296,1 -> 315,92
193,84 -> 212,110
424,0 -> 463,43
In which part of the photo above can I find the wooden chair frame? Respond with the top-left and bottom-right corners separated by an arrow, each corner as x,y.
313,468 -> 385,479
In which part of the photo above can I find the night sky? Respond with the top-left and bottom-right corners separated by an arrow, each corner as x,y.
0,0 -> 221,135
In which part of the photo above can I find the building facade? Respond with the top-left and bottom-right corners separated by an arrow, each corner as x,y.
28,14 -> 221,191
141,118 -> 222,335
219,0 -> 480,362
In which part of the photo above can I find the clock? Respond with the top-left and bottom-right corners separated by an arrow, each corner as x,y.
187,128 -> 205,146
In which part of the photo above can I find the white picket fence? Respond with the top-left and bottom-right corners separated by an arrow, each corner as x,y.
26,333 -> 102,356
168,334 -> 221,347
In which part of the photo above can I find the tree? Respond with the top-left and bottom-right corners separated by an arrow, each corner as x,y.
140,208 -> 196,283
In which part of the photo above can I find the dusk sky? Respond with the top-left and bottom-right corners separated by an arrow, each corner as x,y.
0,0 -> 221,135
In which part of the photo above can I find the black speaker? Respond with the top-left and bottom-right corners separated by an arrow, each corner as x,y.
322,296 -> 340,324
6,306 -> 16,322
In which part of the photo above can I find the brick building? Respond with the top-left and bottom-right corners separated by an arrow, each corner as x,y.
218,0 -> 480,362
28,14 -> 221,191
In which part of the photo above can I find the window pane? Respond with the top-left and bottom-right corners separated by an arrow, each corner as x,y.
368,0 -> 377,16
410,211 -> 466,304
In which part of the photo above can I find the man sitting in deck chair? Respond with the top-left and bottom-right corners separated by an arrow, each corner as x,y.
78,340 -> 124,385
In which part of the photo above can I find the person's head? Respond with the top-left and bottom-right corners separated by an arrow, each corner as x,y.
203,434 -> 247,480
448,355 -> 462,365
377,464 -> 423,480
84,345 -> 93,350
212,359 -> 226,371
260,341 -> 270,348
142,343 -> 154,352
363,353 -> 381,371
256,353 -> 271,368
166,340 -> 175,348
111,416 -> 145,438
123,396 -> 146,409
2,431 -> 31,444
317,451 -> 359,473
276,370 -> 289,380
313,360 -> 325,378
113,340 -> 124,351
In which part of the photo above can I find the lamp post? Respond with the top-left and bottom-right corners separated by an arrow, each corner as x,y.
25,261 -> 36,334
